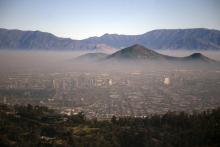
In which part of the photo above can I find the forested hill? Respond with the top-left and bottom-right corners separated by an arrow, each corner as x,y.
0,104 -> 219,147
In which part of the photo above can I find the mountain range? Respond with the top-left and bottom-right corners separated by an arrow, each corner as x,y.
0,28 -> 220,51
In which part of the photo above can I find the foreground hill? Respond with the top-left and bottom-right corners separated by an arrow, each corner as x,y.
0,104 -> 219,147
1,28 -> 220,50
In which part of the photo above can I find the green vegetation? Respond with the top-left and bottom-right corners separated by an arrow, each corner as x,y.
0,104 -> 220,147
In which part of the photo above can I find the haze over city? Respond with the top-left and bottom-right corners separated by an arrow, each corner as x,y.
0,0 -> 220,147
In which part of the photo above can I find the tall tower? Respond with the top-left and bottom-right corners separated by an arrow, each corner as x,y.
164,77 -> 171,85
3,96 -> 7,104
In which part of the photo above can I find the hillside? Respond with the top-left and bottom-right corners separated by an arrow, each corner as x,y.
76,44 -> 216,63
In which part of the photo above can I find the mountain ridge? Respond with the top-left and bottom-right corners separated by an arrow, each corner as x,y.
1,28 -> 220,51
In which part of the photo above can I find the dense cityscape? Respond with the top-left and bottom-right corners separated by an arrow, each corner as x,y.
1,70 -> 220,119
1,0 -> 220,146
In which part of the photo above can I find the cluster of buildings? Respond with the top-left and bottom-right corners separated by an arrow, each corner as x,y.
0,70 -> 220,119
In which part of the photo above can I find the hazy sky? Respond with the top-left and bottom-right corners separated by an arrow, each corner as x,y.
0,0 -> 220,39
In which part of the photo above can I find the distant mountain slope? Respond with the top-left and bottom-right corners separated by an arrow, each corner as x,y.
0,28 -> 116,52
85,28 -> 220,50
0,28 -> 79,50
1,28 -> 220,50
138,29 -> 220,50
